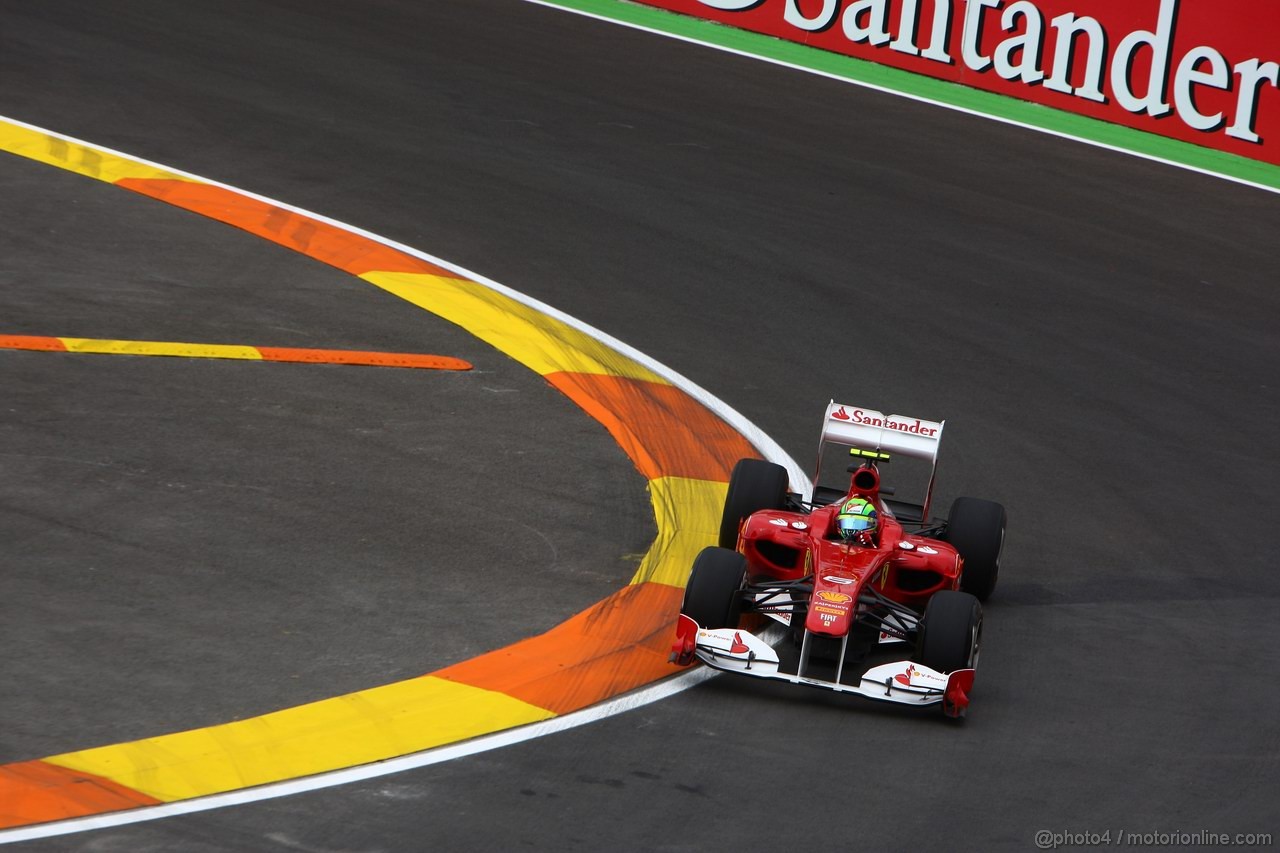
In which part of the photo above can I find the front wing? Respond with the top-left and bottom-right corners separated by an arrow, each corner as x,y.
682,624 -> 975,718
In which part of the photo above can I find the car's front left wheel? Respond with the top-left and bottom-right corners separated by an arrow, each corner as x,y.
681,547 -> 748,629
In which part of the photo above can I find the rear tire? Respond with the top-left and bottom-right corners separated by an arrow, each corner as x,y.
943,497 -> 1006,602
718,458 -> 789,549
681,547 -> 748,629
915,590 -> 982,674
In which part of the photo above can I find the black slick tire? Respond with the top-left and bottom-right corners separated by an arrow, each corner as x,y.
943,497 -> 1006,602
681,547 -> 748,629
718,458 -> 789,549
915,590 -> 982,674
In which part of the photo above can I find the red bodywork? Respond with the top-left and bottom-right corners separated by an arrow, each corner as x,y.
737,468 -> 961,635
670,403 -> 992,719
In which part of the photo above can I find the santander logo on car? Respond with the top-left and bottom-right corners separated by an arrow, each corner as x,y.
831,405 -> 939,436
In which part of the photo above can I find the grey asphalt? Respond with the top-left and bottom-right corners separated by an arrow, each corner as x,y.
1,0 -> 1277,851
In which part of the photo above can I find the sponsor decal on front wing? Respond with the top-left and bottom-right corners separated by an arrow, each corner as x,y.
862,661 -> 951,695
695,628 -> 780,664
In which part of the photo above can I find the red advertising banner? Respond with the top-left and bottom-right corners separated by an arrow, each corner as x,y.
631,0 -> 1280,165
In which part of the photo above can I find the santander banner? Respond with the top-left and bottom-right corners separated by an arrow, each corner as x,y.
632,0 -> 1280,166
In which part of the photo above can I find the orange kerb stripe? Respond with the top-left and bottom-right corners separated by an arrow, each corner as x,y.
0,761 -> 160,826
254,346 -> 471,370
435,582 -> 684,715
114,178 -> 455,278
545,372 -> 757,482
0,335 -> 68,352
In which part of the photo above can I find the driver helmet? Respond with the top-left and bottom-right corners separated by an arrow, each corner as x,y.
836,497 -> 878,544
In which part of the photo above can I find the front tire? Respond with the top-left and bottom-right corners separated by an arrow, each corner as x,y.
915,590 -> 982,674
944,497 -> 1006,601
681,547 -> 748,629
718,458 -> 789,549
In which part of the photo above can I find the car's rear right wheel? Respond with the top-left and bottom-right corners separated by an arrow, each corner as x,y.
943,497 -> 1006,601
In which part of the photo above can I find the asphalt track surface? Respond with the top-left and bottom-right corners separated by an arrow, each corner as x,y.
1,1 -> 1277,850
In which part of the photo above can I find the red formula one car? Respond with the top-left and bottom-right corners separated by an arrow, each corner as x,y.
670,402 -> 1006,719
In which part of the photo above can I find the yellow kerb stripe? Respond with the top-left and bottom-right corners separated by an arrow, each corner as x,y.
36,482 -> 721,804
633,476 -> 727,588
59,338 -> 263,360
361,271 -> 666,383
44,676 -> 554,802
0,119 -> 184,185
0,117 -> 741,821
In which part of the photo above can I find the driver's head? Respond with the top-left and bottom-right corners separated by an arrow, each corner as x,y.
836,496 -> 878,544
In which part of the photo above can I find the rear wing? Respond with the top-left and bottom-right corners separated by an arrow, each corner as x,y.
813,402 -> 945,521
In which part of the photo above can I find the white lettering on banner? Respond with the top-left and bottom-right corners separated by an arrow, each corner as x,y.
689,0 -> 1280,146
961,0 -> 1000,72
1043,12 -> 1107,102
1228,59 -> 1280,143
889,0 -> 954,63
785,0 -> 839,31
1175,46 -> 1230,131
1109,0 -> 1178,117
843,0 -> 892,46
993,2 -> 1045,84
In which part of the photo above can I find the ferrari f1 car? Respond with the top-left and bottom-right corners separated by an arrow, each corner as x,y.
670,402 -> 1006,719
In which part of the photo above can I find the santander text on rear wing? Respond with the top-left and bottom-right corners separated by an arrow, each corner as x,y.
813,402 -> 945,519
820,403 -> 944,461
